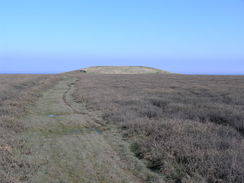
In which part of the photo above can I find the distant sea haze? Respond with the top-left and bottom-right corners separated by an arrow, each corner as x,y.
0,55 -> 243,75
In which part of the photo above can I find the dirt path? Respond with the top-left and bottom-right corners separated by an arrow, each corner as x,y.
15,77 -> 146,183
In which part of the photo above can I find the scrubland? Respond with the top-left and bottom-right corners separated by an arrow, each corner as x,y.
73,74 -> 244,183
1,72 -> 243,183
0,74 -> 59,183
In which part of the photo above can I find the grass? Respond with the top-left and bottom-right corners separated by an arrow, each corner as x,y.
73,74 -> 244,183
81,66 -> 170,74
13,77 -> 148,183
0,74 -> 59,183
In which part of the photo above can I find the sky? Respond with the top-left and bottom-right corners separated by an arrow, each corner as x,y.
0,0 -> 244,74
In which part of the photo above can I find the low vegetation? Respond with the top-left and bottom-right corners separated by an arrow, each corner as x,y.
0,74 -> 59,183
73,74 -> 244,183
82,66 -> 170,74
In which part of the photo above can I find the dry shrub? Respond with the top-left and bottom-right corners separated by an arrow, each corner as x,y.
0,74 -> 60,183
74,74 -> 244,183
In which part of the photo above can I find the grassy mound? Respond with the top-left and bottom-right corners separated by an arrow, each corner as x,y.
82,66 -> 171,74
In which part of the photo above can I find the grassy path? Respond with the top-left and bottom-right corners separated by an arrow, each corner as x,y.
16,77 -> 145,183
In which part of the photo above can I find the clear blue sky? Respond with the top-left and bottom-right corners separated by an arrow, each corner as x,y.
0,0 -> 244,74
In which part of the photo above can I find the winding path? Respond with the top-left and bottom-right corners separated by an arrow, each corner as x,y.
16,77 -> 145,183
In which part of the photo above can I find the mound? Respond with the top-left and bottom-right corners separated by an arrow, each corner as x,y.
81,66 -> 170,74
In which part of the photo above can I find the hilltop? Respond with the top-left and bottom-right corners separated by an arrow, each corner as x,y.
80,66 -> 170,74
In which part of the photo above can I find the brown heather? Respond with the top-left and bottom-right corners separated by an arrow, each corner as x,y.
0,74 -> 59,183
73,74 -> 244,183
